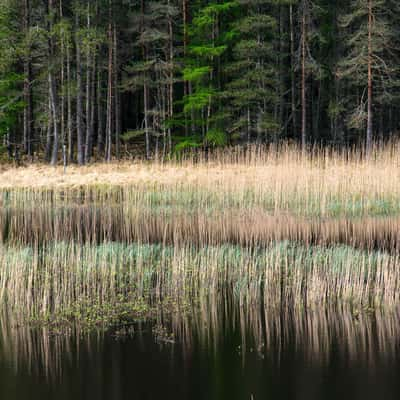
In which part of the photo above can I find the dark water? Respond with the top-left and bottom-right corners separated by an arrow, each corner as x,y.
1,307 -> 400,400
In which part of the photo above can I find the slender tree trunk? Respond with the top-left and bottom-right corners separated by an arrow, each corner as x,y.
366,0 -> 373,154
97,67 -> 104,153
48,0 -> 59,166
49,71 -> 59,166
141,0 -> 150,159
45,93 -> 52,161
183,0 -> 189,136
168,0 -> 174,153
278,4 -> 286,139
106,0 -> 113,162
59,0 -> 65,156
23,0 -> 33,159
76,11 -> 84,165
85,2 -> 92,163
90,60 -> 96,158
113,25 -> 120,159
67,35 -> 73,162
301,6 -> 307,151
290,4 -> 297,138
144,83 -> 150,159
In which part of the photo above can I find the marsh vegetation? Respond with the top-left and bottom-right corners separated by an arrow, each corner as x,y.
1,145 -> 400,399
1,145 -> 400,319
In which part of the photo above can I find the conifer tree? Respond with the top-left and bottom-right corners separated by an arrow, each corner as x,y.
339,0 -> 400,152
224,0 -> 279,144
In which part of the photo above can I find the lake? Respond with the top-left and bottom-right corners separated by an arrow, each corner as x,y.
1,302 -> 399,400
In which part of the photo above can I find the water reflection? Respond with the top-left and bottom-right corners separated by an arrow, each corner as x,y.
1,300 -> 399,382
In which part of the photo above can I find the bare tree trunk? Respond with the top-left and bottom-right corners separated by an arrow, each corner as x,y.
290,4 -> 297,138
105,0 -> 113,162
168,0 -> 174,153
97,67 -> 104,154
49,71 -> 59,166
183,0 -> 189,136
278,4 -> 285,139
366,0 -> 373,154
90,60 -> 96,159
76,11 -> 84,165
23,0 -> 33,159
95,0 -> 103,155
67,34 -> 73,161
45,93 -> 52,161
48,0 -> 59,166
301,5 -> 307,151
144,83 -> 150,159
141,0 -> 150,159
85,2 -> 92,163
113,25 -> 120,159
59,0 -> 65,157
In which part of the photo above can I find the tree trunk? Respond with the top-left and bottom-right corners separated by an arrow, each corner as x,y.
301,5 -> 307,151
67,32 -> 73,162
278,4 -> 286,139
290,4 -> 297,139
106,0 -> 113,162
168,0 -> 174,153
113,25 -> 120,159
59,0 -> 65,156
45,93 -> 52,161
366,0 -> 373,154
23,0 -> 33,159
85,2 -> 92,163
183,0 -> 189,136
141,0 -> 150,159
97,67 -> 104,154
90,61 -> 96,159
144,83 -> 150,159
76,11 -> 84,165
48,0 -> 59,166
49,71 -> 59,166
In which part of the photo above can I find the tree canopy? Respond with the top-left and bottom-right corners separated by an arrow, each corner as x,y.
1,0 -> 400,163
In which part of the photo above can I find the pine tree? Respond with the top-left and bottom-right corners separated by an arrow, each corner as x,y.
0,0 -> 25,157
224,0 -> 279,144
179,1 -> 237,149
338,0 -> 400,152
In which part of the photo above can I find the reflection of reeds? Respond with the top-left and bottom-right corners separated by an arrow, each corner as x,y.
1,242 -> 400,318
0,310 -> 101,381
2,300 -> 399,382
171,296 -> 400,369
3,197 -> 400,250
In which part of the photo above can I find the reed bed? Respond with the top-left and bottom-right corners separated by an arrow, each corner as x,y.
1,144 -> 400,324
1,143 -> 400,219
0,242 -> 399,320
1,143 -> 400,193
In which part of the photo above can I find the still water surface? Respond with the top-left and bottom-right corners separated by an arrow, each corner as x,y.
0,306 -> 400,400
